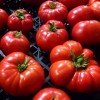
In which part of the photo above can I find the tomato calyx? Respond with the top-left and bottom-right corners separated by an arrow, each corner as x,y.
49,3 -> 56,9
15,10 -> 25,20
18,58 -> 28,72
71,54 -> 89,70
49,22 -> 57,32
14,31 -> 22,38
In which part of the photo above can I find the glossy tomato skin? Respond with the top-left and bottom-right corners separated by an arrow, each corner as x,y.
36,20 -> 68,52
0,52 -> 45,96
89,1 -> 100,21
58,0 -> 89,11
22,0 -> 47,6
38,1 -> 68,23
0,9 -> 8,30
32,87 -> 71,100
88,0 -> 100,5
49,60 -> 75,86
7,9 -> 33,33
71,20 -> 100,46
67,5 -> 94,27
0,31 -> 30,55
67,64 -> 100,93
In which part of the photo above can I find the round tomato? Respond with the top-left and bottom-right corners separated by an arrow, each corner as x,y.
71,20 -> 100,46
38,1 -> 68,23
0,52 -> 45,96
89,1 -> 100,21
7,9 -> 33,34
58,0 -> 89,11
88,0 -> 100,5
36,20 -> 69,52
67,5 -> 94,27
32,87 -> 71,100
0,9 -> 8,31
0,31 -> 30,55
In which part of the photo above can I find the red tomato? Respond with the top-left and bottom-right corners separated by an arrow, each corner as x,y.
88,0 -> 100,5
0,9 -> 8,30
32,87 -> 71,100
7,9 -> 33,33
71,20 -> 100,46
89,1 -> 100,21
36,20 -> 68,52
0,52 -> 45,96
67,5 -> 94,27
38,1 -> 68,23
58,0 -> 89,11
0,31 -> 30,55
22,0 -> 47,6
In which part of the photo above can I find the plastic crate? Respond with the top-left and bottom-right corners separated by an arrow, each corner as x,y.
0,0 -> 100,100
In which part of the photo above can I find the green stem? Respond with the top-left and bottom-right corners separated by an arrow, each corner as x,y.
49,3 -> 56,9
14,31 -> 22,38
49,22 -> 57,32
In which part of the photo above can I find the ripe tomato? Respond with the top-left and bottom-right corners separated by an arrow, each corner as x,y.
89,1 -> 100,21
50,40 -> 83,63
7,9 -> 33,34
88,0 -> 100,5
0,9 -> 8,30
36,20 -> 68,52
67,5 -> 94,27
32,87 -> 71,100
0,31 -> 30,55
0,52 -> 45,96
38,1 -> 68,23
58,0 -> 89,11
71,20 -> 100,46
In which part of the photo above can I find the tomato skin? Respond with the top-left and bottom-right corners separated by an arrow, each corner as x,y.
0,31 -> 30,55
32,87 -> 71,100
7,9 -> 33,34
49,60 -> 75,86
36,20 -> 68,52
67,65 -> 100,93
71,20 -> 100,46
0,9 -> 8,30
58,0 -> 89,11
88,0 -> 100,5
38,1 -> 68,23
89,1 -> 100,21
67,5 -> 94,27
0,52 -> 45,96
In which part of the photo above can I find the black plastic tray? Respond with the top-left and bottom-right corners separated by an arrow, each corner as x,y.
0,0 -> 100,100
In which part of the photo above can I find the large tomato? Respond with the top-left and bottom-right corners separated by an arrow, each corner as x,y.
88,0 -> 100,5
7,9 -> 33,34
89,1 -> 100,21
0,9 -> 8,31
0,52 -> 45,96
32,87 -> 71,100
38,1 -> 68,23
58,0 -> 89,11
50,40 -> 83,63
0,31 -> 30,55
71,20 -> 100,46
36,20 -> 69,52
67,5 -> 94,27
49,49 -> 100,93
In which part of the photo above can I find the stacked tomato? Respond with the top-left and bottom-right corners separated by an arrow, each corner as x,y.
0,0 -> 100,100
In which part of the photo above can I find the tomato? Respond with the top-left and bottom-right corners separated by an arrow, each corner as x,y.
71,20 -> 100,46
88,0 -> 100,5
50,40 -> 83,63
7,9 -> 33,34
67,5 -> 94,27
0,9 -> 8,31
38,1 -> 68,23
32,87 -> 71,100
36,20 -> 69,52
0,31 -> 30,55
49,51 -> 100,93
89,1 -> 100,21
58,0 -> 89,11
22,0 -> 47,6
0,52 -> 45,96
